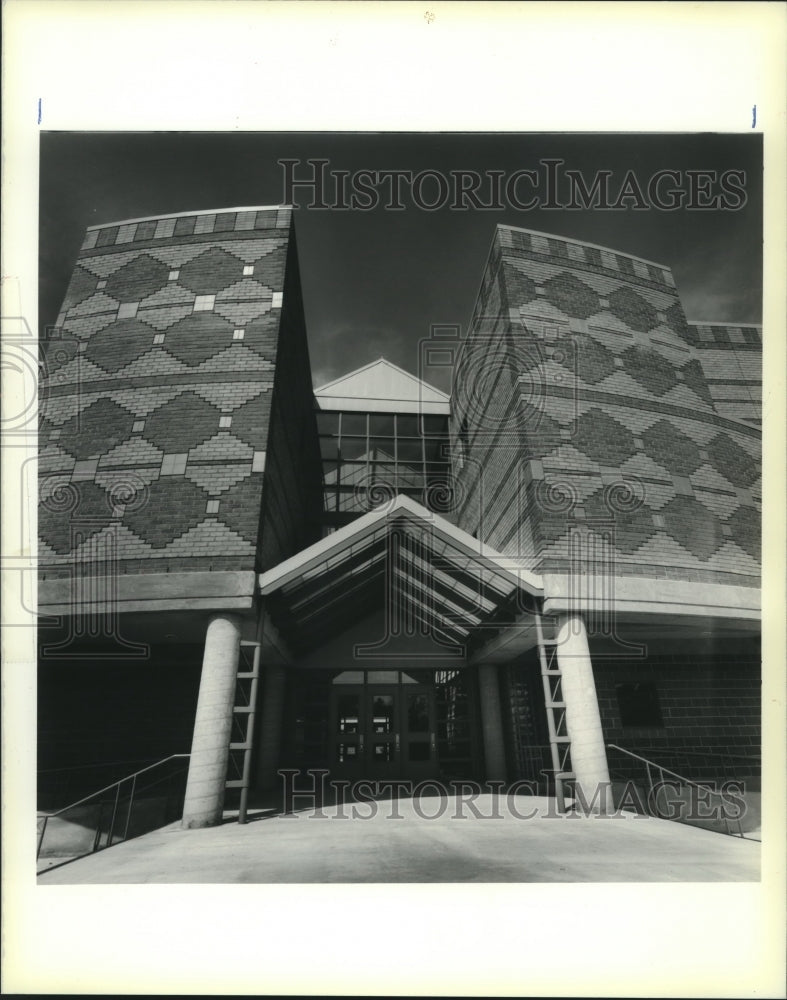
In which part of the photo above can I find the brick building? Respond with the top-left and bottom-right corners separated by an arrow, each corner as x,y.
37,207 -> 761,823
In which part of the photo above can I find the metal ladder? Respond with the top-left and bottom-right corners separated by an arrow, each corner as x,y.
225,639 -> 261,824
535,614 -> 574,812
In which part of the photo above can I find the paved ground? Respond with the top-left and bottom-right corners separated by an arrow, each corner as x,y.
38,794 -> 760,883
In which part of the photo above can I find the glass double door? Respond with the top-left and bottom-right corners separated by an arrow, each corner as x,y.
331,684 -> 437,780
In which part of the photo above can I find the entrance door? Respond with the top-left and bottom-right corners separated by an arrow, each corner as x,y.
330,680 -> 438,780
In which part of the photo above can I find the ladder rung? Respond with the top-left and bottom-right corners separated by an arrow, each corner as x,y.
543,669 -> 562,676
232,705 -> 253,714
236,671 -> 258,679
553,736 -> 571,743
545,700 -> 566,709
229,741 -> 252,750
225,779 -> 247,789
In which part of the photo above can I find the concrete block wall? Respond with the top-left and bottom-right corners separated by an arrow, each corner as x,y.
38,207 -> 320,588
453,225 -> 761,590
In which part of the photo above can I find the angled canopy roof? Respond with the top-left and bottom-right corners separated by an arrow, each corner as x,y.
259,494 -> 543,657
314,358 -> 450,414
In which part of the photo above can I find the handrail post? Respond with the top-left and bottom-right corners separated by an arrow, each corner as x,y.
93,801 -> 105,853
657,766 -> 666,819
36,816 -> 48,861
644,761 -> 654,816
124,774 -> 138,841
107,781 -> 122,848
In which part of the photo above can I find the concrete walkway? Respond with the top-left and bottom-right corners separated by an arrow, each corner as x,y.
38,794 -> 760,883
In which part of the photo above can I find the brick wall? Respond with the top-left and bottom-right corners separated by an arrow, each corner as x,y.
453,225 -> 761,590
688,323 -> 762,427
591,635 -> 761,783
38,207 -> 320,591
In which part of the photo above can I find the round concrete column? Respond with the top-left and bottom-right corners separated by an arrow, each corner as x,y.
477,663 -> 507,782
182,614 -> 242,828
555,613 -> 610,808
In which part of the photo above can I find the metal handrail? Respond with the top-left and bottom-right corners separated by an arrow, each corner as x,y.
607,744 -> 745,837
609,746 -> 760,766
37,754 -> 190,861
652,749 -> 760,761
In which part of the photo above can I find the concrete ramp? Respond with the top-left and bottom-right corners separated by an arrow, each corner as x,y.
38,794 -> 760,884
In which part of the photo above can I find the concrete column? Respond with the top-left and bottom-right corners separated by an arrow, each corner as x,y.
555,613 -> 611,807
477,663 -> 507,782
255,662 -> 286,791
182,614 -> 242,828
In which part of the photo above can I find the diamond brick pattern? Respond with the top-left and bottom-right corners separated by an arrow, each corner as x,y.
664,301 -> 689,338
59,398 -> 135,460
541,272 -> 600,319
179,247 -> 243,295
40,337 -> 79,376
572,335 -> 617,385
726,506 -> 760,561
123,477 -> 210,548
39,213 -> 304,580
242,314 -> 283,356
143,392 -> 222,454
61,266 -> 98,310
184,463 -> 253,495
571,408 -> 638,466
583,488 -> 658,554
606,286 -> 659,333
516,403 -> 563,459
38,481 -> 114,553
216,277 -> 272,302
104,255 -> 170,302
660,495 -> 725,560
504,269 -> 537,307
217,474 -> 264,543
228,395 -> 272,450
249,245 -> 287,285
162,312 -> 237,367
706,433 -> 758,488
85,319 -> 158,373
680,358 -> 714,406
99,436 -> 164,468
640,419 -> 703,476
620,345 -> 679,396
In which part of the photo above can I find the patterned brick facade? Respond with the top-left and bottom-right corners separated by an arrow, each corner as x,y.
36,216 -> 761,813
688,323 -> 762,427
452,225 -> 761,590
38,208 -> 322,589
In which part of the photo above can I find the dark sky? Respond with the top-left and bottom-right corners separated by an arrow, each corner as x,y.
39,132 -> 762,393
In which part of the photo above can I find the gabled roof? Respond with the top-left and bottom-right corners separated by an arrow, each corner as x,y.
314,358 -> 450,414
259,494 -> 543,657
